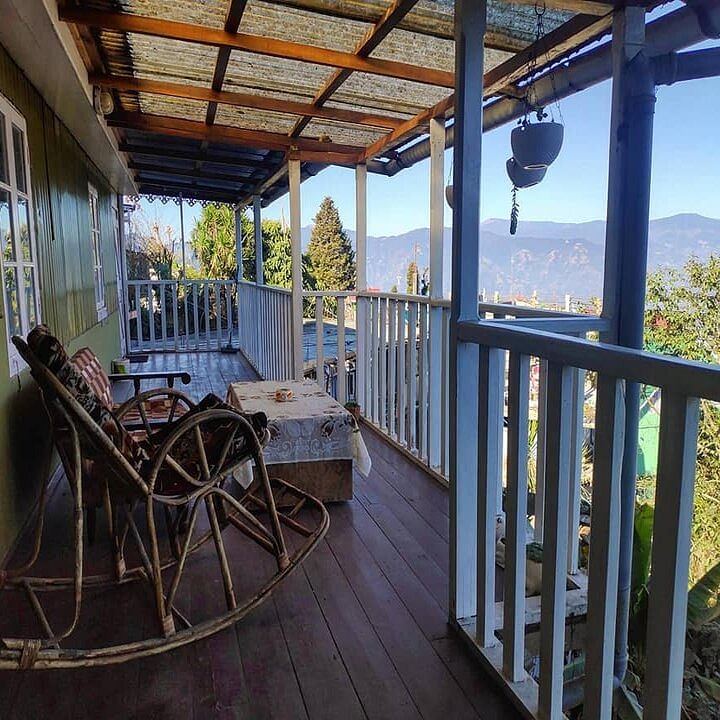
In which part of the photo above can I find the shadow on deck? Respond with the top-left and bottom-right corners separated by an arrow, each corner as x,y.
0,353 -> 521,720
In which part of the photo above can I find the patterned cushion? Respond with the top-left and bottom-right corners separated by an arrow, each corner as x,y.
70,347 -> 113,409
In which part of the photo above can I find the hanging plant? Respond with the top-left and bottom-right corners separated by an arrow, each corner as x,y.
506,157 -> 546,188
445,184 -> 453,208
510,186 -> 519,236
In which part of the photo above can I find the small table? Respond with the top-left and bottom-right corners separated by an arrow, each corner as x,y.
227,380 -> 370,502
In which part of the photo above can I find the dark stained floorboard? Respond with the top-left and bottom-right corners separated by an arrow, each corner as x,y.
0,352 -> 521,720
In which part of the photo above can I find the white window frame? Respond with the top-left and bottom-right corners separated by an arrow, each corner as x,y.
0,93 -> 41,376
88,182 -> 107,321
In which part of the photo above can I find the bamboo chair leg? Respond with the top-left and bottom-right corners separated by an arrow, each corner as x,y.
146,499 -> 175,637
103,482 -> 125,580
205,495 -> 237,610
255,465 -> 289,570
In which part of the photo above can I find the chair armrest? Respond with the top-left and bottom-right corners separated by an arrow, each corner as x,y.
109,370 -> 191,396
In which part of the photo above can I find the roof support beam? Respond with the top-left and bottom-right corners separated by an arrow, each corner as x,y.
129,162 -> 255,184
106,111 -> 362,157
137,184 -> 240,202
290,0 -> 421,137
118,143 -> 271,168
206,0 -> 250,125
58,6 -> 455,88
91,74 -> 404,130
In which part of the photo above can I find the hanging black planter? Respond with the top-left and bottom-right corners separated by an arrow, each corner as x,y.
511,120 -> 564,170
445,184 -> 453,208
506,158 -> 546,189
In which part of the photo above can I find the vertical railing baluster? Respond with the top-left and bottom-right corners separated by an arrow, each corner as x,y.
183,281 -> 190,351
148,282 -> 156,349
476,345 -> 504,647
535,359 -> 548,541
418,302 -> 429,462
567,364 -> 586,573
504,352 -> 530,681
388,299 -> 397,440
538,362 -> 573,720
370,297 -> 379,424
442,306 -> 450,477
428,300 -> 443,470
407,302 -> 418,452
226,282 -> 233,348
644,392 -> 700,720
315,296 -> 324,390
337,297 -> 346,404
378,297 -> 387,430
584,374 -> 625,720
215,282 -> 222,349
159,282 -> 167,350
134,283 -> 142,352
203,283 -> 211,350
397,300 -> 406,444
193,282 -> 200,351
172,282 -> 179,352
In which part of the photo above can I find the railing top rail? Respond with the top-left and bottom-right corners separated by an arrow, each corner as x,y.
458,319 -> 720,402
302,290 -> 357,298
478,301 -> 581,319
238,280 -> 292,296
485,315 -> 610,335
358,290 -> 452,308
127,278 -> 236,285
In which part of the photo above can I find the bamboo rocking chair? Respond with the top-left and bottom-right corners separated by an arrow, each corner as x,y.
0,334 -> 329,670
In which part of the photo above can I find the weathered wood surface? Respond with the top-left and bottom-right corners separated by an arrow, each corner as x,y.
0,353 -> 520,720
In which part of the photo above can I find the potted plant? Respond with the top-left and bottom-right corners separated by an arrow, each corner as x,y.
445,184 -> 453,209
511,113 -> 564,170
506,157 -> 546,188
344,401 -> 361,421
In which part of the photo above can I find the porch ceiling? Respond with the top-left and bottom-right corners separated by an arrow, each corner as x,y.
59,0 -> 654,206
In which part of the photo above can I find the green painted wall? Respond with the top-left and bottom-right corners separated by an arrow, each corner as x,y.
0,44 -> 122,559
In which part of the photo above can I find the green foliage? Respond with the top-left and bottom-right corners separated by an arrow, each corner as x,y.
688,560 -> 720,628
406,261 -> 418,294
190,204 -> 237,280
306,197 -> 355,293
645,255 -> 720,583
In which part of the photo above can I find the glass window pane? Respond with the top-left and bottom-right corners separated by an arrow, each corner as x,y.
17,197 -> 31,261
0,190 -> 12,261
4,266 -> 20,337
12,125 -> 26,194
0,114 -> 7,185
23,267 -> 37,329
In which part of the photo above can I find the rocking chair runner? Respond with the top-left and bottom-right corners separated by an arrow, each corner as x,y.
0,332 -> 329,670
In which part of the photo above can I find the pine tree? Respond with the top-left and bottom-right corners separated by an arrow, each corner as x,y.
406,261 -> 418,294
307,197 -> 355,293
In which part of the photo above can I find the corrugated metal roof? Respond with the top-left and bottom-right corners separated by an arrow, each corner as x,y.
70,0 -> 615,203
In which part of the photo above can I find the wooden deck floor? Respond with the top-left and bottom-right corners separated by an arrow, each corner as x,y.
0,352 -> 520,720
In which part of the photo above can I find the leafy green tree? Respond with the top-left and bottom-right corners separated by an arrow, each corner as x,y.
406,261 -> 418,294
190,204 -> 238,280
645,255 -> 720,582
307,197 -> 355,292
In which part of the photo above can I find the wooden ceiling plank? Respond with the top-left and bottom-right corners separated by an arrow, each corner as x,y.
118,142 -> 273,168
58,6 -> 455,88
290,0 -> 420,138
129,161 -> 256,184
137,184 -> 239,202
206,0 -> 250,126
107,111 -> 363,157
91,74 -> 404,129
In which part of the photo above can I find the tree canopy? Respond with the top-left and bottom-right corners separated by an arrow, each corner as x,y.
306,197 -> 355,292
190,204 -> 237,280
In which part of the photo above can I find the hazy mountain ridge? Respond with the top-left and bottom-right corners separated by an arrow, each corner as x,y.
301,213 -> 720,301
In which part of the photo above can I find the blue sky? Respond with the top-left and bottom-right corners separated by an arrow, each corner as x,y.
139,37 -> 720,240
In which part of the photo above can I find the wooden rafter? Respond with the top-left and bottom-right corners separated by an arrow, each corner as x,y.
58,6 -> 455,88
363,12 -> 614,161
289,0 -> 421,138
206,0 -> 250,125
118,143 -> 273,169
137,183 -> 240,202
91,74 -> 404,130
129,162 -> 256,185
106,111 -> 363,157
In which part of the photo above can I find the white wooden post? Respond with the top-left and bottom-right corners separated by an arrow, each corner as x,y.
289,160 -> 303,380
428,116 -> 445,470
253,195 -> 263,285
355,164 -> 368,411
235,206 -> 244,282
449,0 -> 485,622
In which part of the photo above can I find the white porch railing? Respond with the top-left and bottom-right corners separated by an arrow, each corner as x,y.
127,279 -> 238,353
454,318 -> 719,719
237,280 -> 293,381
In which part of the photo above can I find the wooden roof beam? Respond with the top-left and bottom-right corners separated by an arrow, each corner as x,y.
107,111 -> 363,158
137,184 -> 239,202
290,0 -> 420,138
129,162 -> 256,185
58,6 -> 455,88
91,74 -> 405,130
206,0 -> 250,125
118,142 -> 273,168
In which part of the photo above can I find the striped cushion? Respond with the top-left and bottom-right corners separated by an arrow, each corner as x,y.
71,348 -> 113,409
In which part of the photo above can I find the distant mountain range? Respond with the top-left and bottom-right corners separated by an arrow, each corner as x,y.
301,213 -> 720,301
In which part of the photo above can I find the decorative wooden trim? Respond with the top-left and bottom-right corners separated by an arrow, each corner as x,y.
92,74 -> 404,130
59,6 -> 455,88
290,0 -> 421,137
106,111 -> 363,156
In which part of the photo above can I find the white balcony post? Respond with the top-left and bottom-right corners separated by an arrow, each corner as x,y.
289,160 -> 304,380
449,0 -> 485,623
253,195 -> 264,285
428,116 -> 445,470
355,163 -> 368,410
235,205 -> 244,282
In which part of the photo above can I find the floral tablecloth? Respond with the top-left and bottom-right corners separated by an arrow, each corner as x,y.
227,380 -> 371,484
